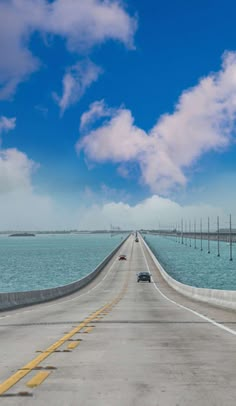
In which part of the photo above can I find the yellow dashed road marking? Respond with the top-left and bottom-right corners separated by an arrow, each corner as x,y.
26,371 -> 51,388
67,341 -> 81,350
83,326 -> 94,334
0,306 -> 108,395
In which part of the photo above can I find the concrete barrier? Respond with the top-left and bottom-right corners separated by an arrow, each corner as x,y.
0,234 -> 130,311
141,234 -> 236,311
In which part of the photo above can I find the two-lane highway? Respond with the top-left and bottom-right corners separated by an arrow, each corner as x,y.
1,234 -> 236,405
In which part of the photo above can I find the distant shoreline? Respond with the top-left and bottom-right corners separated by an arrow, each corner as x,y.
9,233 -> 36,237
0,230 -> 130,236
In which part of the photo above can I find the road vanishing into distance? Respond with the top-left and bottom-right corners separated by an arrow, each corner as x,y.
1,235 -> 236,405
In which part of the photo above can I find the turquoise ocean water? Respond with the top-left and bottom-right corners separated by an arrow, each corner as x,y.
0,234 -> 125,293
144,234 -> 236,290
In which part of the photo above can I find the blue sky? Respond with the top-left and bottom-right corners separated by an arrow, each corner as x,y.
1,0 -> 236,230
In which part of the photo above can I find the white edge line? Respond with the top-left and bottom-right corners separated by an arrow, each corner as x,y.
139,235 -> 236,337
0,239 -> 130,320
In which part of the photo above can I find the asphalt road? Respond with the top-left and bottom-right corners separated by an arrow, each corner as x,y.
0,234 -> 236,405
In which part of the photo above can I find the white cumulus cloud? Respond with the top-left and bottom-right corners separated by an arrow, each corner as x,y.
0,148 -> 37,194
0,147 -> 68,230
55,61 -> 102,115
80,100 -> 114,131
47,0 -> 137,51
78,52 -> 236,193
0,116 -> 16,135
0,0 -> 137,99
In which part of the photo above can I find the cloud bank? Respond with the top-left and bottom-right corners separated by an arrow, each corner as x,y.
0,0 -> 137,99
0,186 -> 228,231
77,195 -> 226,231
78,52 -> 236,193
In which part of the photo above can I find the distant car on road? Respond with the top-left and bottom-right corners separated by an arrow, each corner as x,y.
119,254 -> 127,260
135,238 -> 139,242
137,272 -> 151,282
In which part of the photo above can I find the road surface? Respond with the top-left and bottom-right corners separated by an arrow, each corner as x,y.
0,234 -> 236,405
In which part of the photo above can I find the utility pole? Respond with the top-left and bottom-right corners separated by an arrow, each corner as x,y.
189,220 -> 191,247
185,221 -> 187,245
200,218 -> 203,251
208,217 -> 210,254
230,214 -> 233,261
217,216 -> 220,257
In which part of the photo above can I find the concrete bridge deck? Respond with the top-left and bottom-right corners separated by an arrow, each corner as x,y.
0,234 -> 236,405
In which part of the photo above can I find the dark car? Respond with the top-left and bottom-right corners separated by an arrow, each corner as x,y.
119,254 -> 127,260
135,238 -> 139,242
137,272 -> 151,282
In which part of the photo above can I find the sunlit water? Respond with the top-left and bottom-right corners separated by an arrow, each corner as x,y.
144,234 -> 236,290
0,234 -> 125,293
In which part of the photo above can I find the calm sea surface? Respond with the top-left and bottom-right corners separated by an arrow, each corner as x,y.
0,234 -> 125,293
144,234 -> 236,290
